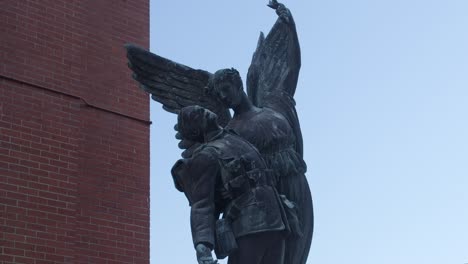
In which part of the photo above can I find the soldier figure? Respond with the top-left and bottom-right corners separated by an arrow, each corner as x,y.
171,106 -> 288,264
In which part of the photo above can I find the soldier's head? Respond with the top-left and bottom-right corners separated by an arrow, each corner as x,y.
177,105 -> 219,142
208,68 -> 244,108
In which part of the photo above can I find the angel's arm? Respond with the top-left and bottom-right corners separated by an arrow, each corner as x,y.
269,0 -> 296,27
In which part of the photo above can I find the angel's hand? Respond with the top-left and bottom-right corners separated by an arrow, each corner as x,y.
175,129 -> 196,148
267,0 -> 279,9
267,1 -> 292,24
276,4 -> 292,24
177,137 -> 201,158
177,138 -> 196,150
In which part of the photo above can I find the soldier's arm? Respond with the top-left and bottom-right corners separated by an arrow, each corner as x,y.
188,150 -> 219,258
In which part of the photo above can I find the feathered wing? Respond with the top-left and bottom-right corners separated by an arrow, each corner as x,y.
246,13 -> 304,156
125,44 -> 231,126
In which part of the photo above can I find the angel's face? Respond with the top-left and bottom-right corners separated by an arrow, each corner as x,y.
215,81 -> 242,108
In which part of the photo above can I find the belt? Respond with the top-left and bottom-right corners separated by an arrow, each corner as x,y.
223,169 -> 274,197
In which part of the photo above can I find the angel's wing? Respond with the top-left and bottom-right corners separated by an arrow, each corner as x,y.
246,6 -> 304,156
246,7 -> 301,106
125,44 -> 231,126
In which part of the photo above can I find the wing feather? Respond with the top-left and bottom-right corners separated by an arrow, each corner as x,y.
246,9 -> 303,157
125,44 -> 231,126
247,19 -> 300,107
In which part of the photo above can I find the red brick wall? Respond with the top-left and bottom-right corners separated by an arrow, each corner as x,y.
1,0 -> 150,263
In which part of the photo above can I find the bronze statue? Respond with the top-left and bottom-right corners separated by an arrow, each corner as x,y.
126,1 -> 313,263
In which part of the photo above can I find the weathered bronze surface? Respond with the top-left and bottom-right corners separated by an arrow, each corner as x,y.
126,1 -> 313,263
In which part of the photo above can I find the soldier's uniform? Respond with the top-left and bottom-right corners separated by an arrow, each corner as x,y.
172,129 -> 287,264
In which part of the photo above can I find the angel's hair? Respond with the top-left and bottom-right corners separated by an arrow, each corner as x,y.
178,105 -> 219,141
206,68 -> 243,94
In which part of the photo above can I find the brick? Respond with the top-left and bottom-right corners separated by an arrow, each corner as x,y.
16,215 -> 37,223
36,218 -> 57,227
4,233 -> 26,243
15,228 -> 36,237
29,156 -> 49,165
27,195 -> 48,205
37,231 -> 57,240
19,160 -> 40,168
8,164 -> 29,173
0,154 -> 20,164
44,254 -> 65,262
0,147 -> 10,156
0,255 -> 14,262
6,205 -> 27,215
0,183 -> 18,192
47,199 -> 67,209
6,191 -> 27,201
24,251 -> 45,259
18,186 -> 38,196
14,242 -> 35,251
4,247 -> 25,256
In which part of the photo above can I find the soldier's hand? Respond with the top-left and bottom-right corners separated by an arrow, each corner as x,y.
196,243 -> 217,264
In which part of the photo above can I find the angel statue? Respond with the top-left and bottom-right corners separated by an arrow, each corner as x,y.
126,1 -> 313,263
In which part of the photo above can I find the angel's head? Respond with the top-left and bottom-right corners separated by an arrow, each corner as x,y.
209,68 -> 244,108
177,105 -> 220,142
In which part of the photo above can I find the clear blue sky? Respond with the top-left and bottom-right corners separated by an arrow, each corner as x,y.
148,1 -> 468,263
